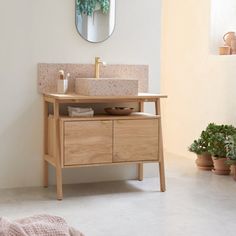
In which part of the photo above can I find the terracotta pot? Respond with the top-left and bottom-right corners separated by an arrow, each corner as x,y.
232,165 -> 236,181
212,157 -> 231,175
195,153 -> 213,170
219,46 -> 231,55
223,32 -> 236,47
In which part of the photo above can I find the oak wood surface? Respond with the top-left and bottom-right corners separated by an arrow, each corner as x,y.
156,99 -> 166,192
43,99 -> 49,187
44,93 -> 167,101
64,121 -> 113,165
53,102 -> 63,200
48,116 -> 55,162
63,160 -> 158,168
60,113 -> 159,121
43,92 -> 166,199
113,119 -> 159,162
138,101 -> 145,181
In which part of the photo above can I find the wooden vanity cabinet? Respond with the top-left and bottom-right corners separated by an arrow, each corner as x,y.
113,119 -> 159,162
63,120 -> 113,166
43,93 -> 167,200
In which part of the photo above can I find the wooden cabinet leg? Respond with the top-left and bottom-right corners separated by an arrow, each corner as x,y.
56,167 -> 63,200
159,161 -> 166,192
138,163 -> 143,181
137,102 -> 144,181
53,101 -> 63,200
44,161 -> 48,188
155,99 -> 166,192
43,99 -> 49,188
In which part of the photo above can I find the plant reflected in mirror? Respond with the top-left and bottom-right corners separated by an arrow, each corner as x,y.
76,0 -> 110,16
75,0 -> 115,43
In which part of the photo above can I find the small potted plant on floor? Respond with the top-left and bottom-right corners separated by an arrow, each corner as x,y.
207,123 -> 236,175
225,135 -> 236,180
188,130 -> 213,170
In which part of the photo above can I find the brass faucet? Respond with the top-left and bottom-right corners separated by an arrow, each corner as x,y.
95,57 -> 106,79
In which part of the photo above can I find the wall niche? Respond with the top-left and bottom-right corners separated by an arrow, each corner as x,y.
211,0 -> 236,55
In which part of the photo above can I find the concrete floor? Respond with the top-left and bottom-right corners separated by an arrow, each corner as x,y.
1,153 -> 236,236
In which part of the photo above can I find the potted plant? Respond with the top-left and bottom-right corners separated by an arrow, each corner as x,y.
207,123 -> 236,175
76,0 -> 110,16
188,130 -> 213,170
225,134 -> 236,180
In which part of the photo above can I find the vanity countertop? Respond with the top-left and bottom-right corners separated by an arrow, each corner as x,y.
43,93 -> 167,102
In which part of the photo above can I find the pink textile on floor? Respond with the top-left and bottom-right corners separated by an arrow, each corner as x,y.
0,214 -> 84,236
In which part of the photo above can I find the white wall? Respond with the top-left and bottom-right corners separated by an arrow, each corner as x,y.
161,0 -> 236,159
0,0 -> 162,188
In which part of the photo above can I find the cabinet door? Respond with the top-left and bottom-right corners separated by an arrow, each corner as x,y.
64,121 -> 112,165
113,119 -> 159,162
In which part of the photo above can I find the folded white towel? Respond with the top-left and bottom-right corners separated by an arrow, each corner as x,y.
68,106 -> 94,117
68,106 -> 93,113
69,110 -> 94,117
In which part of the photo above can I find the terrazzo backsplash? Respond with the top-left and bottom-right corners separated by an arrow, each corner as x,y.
38,63 -> 148,94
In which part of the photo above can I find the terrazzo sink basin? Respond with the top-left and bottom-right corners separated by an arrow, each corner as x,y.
75,78 -> 138,96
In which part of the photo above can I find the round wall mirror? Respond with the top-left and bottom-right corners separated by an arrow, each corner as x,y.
75,0 -> 116,43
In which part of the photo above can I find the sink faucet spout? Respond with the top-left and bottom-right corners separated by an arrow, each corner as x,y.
95,57 -> 106,79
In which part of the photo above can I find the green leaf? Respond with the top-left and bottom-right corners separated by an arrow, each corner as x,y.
76,0 -> 110,16
188,123 -> 236,158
